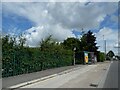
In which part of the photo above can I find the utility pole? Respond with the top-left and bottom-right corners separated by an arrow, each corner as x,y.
105,40 -> 106,60
114,42 -> 120,57
73,47 -> 76,65
117,42 -> 120,56
103,35 -> 106,60
103,35 -> 104,52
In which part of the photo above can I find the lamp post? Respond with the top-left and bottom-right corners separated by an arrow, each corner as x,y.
103,35 -> 106,61
73,47 -> 76,65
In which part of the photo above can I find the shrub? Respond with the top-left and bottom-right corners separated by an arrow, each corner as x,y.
99,52 -> 105,62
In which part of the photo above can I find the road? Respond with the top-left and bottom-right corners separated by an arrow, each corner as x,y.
15,61 -> 111,88
103,60 -> 118,88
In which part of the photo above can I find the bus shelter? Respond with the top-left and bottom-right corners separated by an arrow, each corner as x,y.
84,51 -> 97,64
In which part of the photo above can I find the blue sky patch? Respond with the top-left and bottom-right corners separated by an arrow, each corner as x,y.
100,15 -> 118,30
2,12 -> 34,35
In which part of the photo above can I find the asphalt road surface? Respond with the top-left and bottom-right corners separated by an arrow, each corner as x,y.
103,60 -> 118,88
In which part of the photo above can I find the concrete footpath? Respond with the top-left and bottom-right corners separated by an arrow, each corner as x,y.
2,65 -> 83,89
2,61 -> 111,89
17,61 -> 111,88
58,61 -> 111,88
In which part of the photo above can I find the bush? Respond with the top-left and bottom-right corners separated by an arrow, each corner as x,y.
2,45 -> 73,77
99,52 -> 105,62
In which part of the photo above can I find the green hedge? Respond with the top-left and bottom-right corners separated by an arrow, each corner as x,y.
2,47 -> 73,77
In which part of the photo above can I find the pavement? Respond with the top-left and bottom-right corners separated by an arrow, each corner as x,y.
5,61 -> 111,89
18,64 -> 98,88
2,65 -> 83,89
2,61 -> 114,89
58,61 -> 111,88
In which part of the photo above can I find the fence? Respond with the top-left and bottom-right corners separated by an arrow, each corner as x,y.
2,48 -> 73,78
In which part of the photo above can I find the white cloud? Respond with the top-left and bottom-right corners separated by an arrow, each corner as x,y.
95,27 -> 118,55
2,2 -> 118,51
1,0 -> 119,2
24,24 -> 75,47
2,2 -> 117,29
96,27 -> 118,41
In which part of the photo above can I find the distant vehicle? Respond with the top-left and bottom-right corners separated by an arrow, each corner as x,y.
112,56 -> 117,61
113,58 -> 116,60
115,55 -> 120,60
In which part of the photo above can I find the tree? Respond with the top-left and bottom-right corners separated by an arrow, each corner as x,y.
99,52 -> 105,62
80,30 -> 98,52
2,35 -> 28,77
107,50 -> 115,58
62,37 -> 80,51
40,35 -> 55,51
18,35 -> 26,48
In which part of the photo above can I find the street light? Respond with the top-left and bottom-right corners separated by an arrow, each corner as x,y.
103,35 -> 106,61
73,47 -> 76,65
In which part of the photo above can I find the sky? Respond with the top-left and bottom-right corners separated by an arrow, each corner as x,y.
1,1 -> 119,55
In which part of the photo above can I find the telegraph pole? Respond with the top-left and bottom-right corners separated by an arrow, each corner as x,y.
105,40 -> 106,60
103,35 -> 104,52
103,35 -> 106,60
73,47 -> 76,65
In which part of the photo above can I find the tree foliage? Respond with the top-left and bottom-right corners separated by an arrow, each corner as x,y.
107,50 -> 115,58
99,52 -> 105,62
62,30 -> 98,52
62,37 -> 80,51
40,35 -> 56,51
80,30 -> 98,52
2,35 -> 73,77
2,30 -> 103,78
